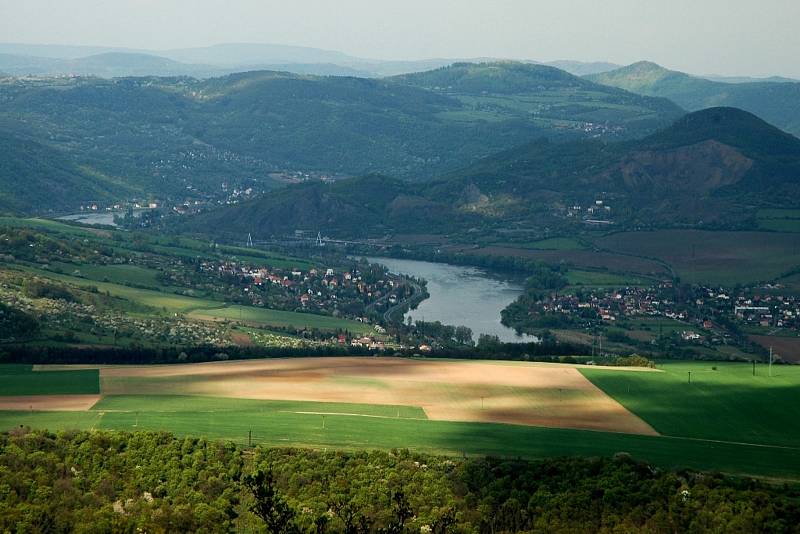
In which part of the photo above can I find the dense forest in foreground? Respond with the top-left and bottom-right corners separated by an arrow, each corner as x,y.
1,429 -> 798,533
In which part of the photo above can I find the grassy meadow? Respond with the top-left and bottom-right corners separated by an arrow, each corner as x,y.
0,365 -> 99,395
757,208 -> 800,233
595,230 -> 800,285
1,392 -> 798,480
581,361 -> 800,448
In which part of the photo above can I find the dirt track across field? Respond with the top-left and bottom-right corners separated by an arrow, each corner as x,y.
0,395 -> 101,411
80,357 -> 658,435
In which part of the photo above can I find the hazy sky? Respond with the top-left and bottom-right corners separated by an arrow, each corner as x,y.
1,0 -> 799,77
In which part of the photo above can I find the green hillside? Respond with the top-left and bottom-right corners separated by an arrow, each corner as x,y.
392,62 -> 683,136
588,61 -> 800,137
0,64 -> 685,213
0,131 -> 137,214
183,108 -> 800,237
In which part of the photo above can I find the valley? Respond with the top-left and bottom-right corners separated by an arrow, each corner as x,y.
2,19 -> 800,531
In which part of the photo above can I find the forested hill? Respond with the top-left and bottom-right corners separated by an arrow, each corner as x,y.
390,62 -> 682,133
181,108 -> 800,237
4,430 -> 799,532
587,61 -> 800,137
0,64 -> 684,214
176,174 -> 470,238
0,131 -> 138,214
433,107 -> 800,225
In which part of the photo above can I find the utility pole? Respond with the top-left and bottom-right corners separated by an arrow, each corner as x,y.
248,429 -> 252,447
769,347 -> 773,377
752,360 -> 756,376
688,371 -> 692,384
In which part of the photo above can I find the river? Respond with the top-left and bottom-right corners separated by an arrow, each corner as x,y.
57,212 -> 120,226
57,209 -> 150,227
367,257 -> 538,344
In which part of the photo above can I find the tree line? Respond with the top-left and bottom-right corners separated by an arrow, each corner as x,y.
2,429 -> 799,533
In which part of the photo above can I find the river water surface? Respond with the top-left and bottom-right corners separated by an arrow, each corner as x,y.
367,257 -> 537,343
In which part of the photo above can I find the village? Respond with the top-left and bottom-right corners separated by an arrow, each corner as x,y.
520,281 -> 800,345
194,258 -> 416,323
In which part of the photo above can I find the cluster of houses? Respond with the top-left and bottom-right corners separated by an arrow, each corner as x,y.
202,261 -> 400,320
534,281 -> 800,343
536,285 -> 684,323
731,294 -> 800,329
565,199 -> 613,222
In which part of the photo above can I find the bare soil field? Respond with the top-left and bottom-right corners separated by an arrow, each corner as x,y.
749,335 -> 800,363
70,357 -> 659,435
0,395 -> 101,411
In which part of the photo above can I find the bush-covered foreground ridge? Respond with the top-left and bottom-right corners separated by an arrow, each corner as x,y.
2,430 -> 799,533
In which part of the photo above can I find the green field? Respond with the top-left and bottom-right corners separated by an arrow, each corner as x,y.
188,305 -> 374,334
0,365 -> 99,395
0,217 -> 102,237
48,262 -> 166,289
2,360 -> 800,479
519,237 -> 587,251
1,392 -> 799,480
565,269 -> 650,287
757,209 -> 800,233
581,361 -> 800,448
596,230 -> 800,285
92,395 -> 426,419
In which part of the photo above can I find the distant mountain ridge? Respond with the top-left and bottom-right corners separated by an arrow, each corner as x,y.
0,42 -> 625,79
587,62 -> 800,137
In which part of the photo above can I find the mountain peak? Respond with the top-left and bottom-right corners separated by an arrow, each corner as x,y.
625,61 -> 670,73
644,107 -> 800,156
390,61 -> 595,94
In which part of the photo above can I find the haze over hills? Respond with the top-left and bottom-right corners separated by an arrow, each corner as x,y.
181,108 -> 800,238
0,42 -> 623,79
587,61 -> 800,137
0,62 -> 683,214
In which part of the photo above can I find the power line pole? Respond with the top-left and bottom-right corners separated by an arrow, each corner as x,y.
769,346 -> 773,377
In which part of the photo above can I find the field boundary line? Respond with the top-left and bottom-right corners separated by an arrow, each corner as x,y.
283,410 -> 428,421
659,434 -> 800,451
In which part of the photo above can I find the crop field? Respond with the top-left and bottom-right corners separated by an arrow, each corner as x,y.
595,230 -> 800,285
565,269 -> 650,287
88,358 -> 655,434
617,317 -> 693,342
2,359 -> 800,479
581,361 -> 800,448
0,364 -> 99,396
516,237 -> 588,251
